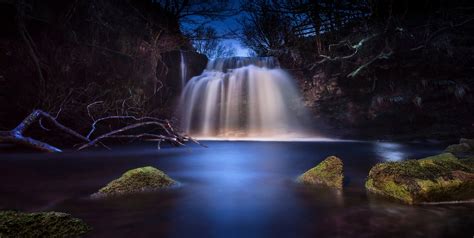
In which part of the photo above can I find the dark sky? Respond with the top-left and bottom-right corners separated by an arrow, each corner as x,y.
182,0 -> 251,57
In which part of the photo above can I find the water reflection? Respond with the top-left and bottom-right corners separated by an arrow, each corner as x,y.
0,141 -> 470,238
374,142 -> 406,161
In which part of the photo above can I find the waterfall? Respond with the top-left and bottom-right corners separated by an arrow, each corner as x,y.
180,51 -> 187,89
179,57 -> 312,139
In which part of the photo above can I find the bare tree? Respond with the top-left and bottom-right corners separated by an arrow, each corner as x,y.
150,0 -> 235,23
190,26 -> 236,59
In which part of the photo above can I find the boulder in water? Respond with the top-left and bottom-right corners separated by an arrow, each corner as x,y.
0,211 -> 91,237
365,153 -> 474,204
298,156 -> 344,189
93,166 -> 176,197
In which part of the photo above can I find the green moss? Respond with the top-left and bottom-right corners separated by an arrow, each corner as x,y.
95,166 -> 177,197
380,181 -> 412,203
365,164 -> 414,203
419,152 -> 457,162
298,156 -> 344,189
0,211 -> 91,238
365,153 -> 474,204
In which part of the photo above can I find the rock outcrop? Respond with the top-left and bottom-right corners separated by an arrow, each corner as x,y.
366,153 -> 474,204
298,156 -> 344,189
0,211 -> 90,237
93,166 -> 177,198
444,138 -> 474,157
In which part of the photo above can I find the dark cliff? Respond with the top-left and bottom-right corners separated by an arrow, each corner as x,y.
0,0 -> 207,132
284,1 -> 474,141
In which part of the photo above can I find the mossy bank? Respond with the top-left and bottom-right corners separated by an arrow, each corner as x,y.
0,211 -> 90,237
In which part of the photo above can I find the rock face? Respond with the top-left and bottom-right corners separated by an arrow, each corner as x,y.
366,153 -> 474,204
445,138 -> 474,156
94,166 -> 177,197
0,211 -> 90,237
460,138 -> 474,148
298,156 -> 344,189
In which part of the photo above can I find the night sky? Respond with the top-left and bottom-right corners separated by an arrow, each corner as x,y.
181,0 -> 252,57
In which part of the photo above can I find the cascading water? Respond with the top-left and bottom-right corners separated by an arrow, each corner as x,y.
179,57 -> 312,139
180,51 -> 187,89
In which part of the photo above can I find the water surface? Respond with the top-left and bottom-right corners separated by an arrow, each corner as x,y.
0,141 -> 472,237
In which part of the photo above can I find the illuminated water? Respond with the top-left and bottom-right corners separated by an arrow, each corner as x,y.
180,51 -> 187,89
179,57 -> 312,138
0,141 -> 472,237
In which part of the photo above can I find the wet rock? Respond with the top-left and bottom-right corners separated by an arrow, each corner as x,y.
298,156 -> 344,189
93,166 -> 177,197
0,211 -> 91,237
365,153 -> 474,204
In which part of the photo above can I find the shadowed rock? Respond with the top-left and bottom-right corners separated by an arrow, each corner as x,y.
0,211 -> 91,237
366,153 -> 474,204
298,156 -> 344,189
444,138 -> 474,157
460,138 -> 474,148
93,166 -> 177,198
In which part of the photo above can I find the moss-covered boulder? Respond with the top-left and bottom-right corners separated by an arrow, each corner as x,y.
93,166 -> 177,197
366,153 -> 474,204
297,156 -> 344,189
0,211 -> 90,237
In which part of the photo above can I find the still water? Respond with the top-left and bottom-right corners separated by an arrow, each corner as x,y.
0,141 -> 472,237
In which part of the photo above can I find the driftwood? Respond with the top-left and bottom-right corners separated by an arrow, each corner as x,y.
0,110 -> 88,152
0,110 -> 201,153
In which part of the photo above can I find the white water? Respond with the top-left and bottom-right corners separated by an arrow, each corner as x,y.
179,57 -> 313,138
180,51 -> 187,89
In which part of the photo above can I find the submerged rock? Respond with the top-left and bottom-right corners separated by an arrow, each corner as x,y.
298,156 -> 344,189
93,166 -> 177,197
0,211 -> 90,237
365,153 -> 474,204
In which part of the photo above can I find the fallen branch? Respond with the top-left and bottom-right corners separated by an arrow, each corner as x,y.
0,110 -> 89,152
78,120 -> 187,151
0,110 -> 202,152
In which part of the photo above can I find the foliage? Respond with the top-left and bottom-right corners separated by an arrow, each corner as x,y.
189,26 -> 236,59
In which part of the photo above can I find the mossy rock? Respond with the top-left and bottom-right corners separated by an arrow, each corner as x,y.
366,153 -> 474,204
297,156 -> 344,189
93,166 -> 177,197
0,211 -> 91,237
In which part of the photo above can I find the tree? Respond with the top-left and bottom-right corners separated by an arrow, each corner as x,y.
190,26 -> 236,59
150,0 -> 235,24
